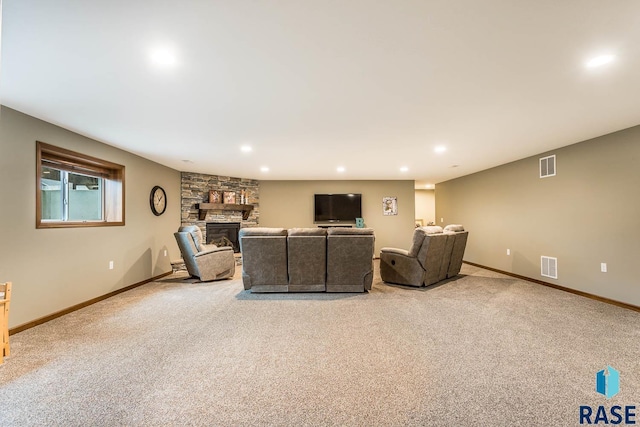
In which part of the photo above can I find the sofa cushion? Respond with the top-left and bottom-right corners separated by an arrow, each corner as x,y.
444,224 -> 465,232
239,227 -> 288,236
288,227 -> 327,236
327,227 -> 374,235
407,228 -> 427,257
421,225 -> 444,234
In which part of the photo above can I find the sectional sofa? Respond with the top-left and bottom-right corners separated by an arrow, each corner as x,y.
239,227 -> 375,293
379,225 -> 468,287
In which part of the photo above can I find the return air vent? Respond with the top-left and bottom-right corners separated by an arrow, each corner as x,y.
540,155 -> 556,178
541,256 -> 558,279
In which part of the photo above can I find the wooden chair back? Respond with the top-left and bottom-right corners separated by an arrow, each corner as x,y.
0,282 -> 12,363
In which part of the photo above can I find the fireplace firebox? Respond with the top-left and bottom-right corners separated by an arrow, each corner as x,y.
206,222 -> 241,253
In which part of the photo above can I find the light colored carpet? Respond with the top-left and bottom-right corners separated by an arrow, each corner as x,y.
1,262 -> 639,426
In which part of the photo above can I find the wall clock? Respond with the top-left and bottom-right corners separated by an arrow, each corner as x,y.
150,186 -> 167,216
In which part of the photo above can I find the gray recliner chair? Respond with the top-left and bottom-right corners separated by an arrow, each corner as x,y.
174,225 -> 235,281
326,228 -> 375,292
380,226 -> 448,287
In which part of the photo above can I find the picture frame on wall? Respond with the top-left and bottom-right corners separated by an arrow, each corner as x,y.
383,197 -> 398,215
209,190 -> 221,204
223,191 -> 236,204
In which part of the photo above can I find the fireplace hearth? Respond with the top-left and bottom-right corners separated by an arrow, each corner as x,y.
206,222 -> 241,252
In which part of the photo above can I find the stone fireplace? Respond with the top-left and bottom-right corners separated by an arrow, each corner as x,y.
180,172 -> 259,248
206,222 -> 241,252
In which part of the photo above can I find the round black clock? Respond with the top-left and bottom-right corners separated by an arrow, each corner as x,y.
150,186 -> 167,216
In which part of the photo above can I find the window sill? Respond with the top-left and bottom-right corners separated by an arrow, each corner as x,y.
37,221 -> 125,229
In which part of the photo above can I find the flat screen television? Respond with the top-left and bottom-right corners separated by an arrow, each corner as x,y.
314,193 -> 362,223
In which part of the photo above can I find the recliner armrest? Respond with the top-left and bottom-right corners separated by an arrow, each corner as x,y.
195,246 -> 234,257
380,247 -> 410,257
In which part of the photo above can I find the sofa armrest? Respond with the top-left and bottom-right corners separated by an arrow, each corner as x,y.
380,247 -> 410,257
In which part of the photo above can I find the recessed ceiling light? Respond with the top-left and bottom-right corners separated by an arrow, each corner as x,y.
149,47 -> 177,67
425,184 -> 433,189
241,145 -> 253,153
260,166 -> 269,172
400,166 -> 409,172
434,145 -> 447,154
337,166 -> 345,173
181,159 -> 193,163
585,54 -> 615,69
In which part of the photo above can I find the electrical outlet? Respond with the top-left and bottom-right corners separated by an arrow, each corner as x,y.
109,261 -> 114,270
507,249 -> 511,256
164,250 -> 167,257
601,263 -> 607,273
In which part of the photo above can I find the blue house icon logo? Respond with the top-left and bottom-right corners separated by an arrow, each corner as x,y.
596,366 -> 620,399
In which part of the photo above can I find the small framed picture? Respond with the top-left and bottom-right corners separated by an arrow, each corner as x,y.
223,191 -> 236,204
383,197 -> 398,216
209,190 -> 221,204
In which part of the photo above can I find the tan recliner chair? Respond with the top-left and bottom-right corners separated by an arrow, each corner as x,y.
174,226 -> 235,281
380,226 -> 448,287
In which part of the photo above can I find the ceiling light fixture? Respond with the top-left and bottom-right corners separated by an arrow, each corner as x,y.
260,166 -> 269,172
585,54 -> 615,69
400,166 -> 409,172
149,47 -> 177,67
337,166 -> 345,173
241,145 -> 253,153
434,145 -> 447,154
425,184 -> 433,189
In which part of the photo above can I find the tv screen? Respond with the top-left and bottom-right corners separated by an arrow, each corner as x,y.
314,194 -> 362,223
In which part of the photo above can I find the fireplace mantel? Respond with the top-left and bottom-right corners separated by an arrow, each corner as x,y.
196,203 -> 254,220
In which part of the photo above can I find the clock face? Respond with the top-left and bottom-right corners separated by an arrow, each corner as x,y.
150,186 -> 167,216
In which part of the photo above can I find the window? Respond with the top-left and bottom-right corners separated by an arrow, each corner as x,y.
36,141 -> 125,228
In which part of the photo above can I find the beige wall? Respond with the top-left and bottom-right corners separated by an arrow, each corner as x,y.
436,125 -> 640,306
414,189 -> 435,226
259,180 -> 415,255
0,106 -> 181,328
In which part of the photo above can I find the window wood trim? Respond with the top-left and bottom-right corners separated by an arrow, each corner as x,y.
36,141 -> 126,228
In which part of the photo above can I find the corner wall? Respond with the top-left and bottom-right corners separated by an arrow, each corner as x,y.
436,125 -> 640,306
0,106 -> 181,328
259,180 -> 415,255
415,189 -> 435,226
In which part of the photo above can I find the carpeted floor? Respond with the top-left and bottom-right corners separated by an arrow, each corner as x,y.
1,262 -> 639,426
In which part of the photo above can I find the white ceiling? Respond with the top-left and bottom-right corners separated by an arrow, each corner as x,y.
2,1 -> 640,187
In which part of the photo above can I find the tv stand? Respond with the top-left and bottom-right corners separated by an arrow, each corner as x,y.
317,224 -> 353,228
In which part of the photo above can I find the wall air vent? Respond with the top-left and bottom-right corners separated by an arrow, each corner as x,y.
541,256 -> 558,279
540,155 -> 556,178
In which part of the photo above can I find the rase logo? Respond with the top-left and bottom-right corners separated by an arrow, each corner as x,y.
597,366 -> 621,399
579,366 -> 637,425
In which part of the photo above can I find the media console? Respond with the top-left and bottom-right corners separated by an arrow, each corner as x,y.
316,224 -> 353,228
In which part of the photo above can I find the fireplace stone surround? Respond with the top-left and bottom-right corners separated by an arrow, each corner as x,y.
180,172 -> 259,247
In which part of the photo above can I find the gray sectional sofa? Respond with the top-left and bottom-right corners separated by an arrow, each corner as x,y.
239,227 -> 375,293
379,225 -> 468,287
